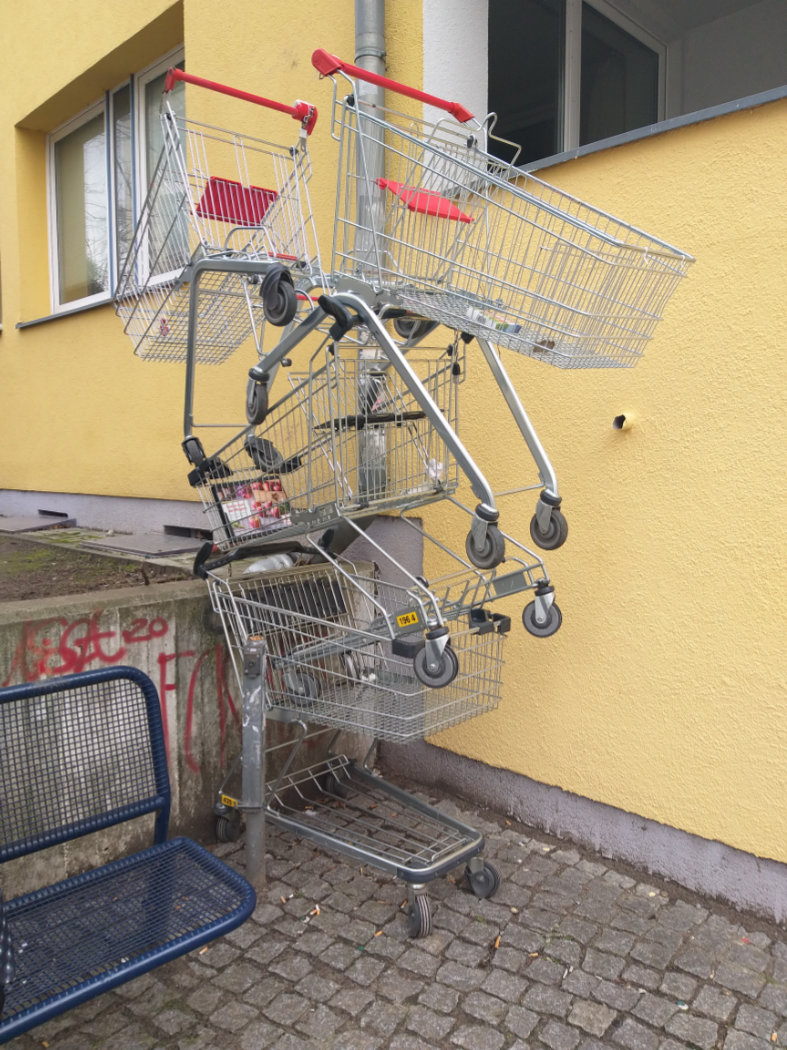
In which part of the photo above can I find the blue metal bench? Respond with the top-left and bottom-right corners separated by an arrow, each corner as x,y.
0,666 -> 256,1044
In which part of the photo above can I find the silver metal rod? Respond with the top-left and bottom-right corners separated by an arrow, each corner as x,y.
474,335 -> 559,499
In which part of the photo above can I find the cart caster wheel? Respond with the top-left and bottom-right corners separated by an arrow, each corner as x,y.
283,670 -> 320,707
522,600 -> 562,638
465,524 -> 505,569
406,895 -> 432,938
246,378 -> 269,425
215,812 -> 242,843
530,508 -> 568,550
413,644 -> 459,689
465,861 -> 500,899
321,770 -> 348,799
392,315 -> 439,343
261,267 -> 297,326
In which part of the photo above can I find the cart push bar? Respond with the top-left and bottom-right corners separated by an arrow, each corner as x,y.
311,48 -> 473,124
164,67 -> 318,135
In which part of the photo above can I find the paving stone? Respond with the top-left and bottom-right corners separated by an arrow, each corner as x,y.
659,971 -> 697,1001
563,969 -> 600,997
450,1022 -> 505,1049
329,1030 -> 383,1050
345,952 -> 387,986
388,1035 -> 439,1050
210,999 -> 264,1032
295,1003 -> 343,1041
734,1001 -> 778,1038
542,1019 -> 582,1050
567,998 -> 618,1036
692,984 -> 738,1022
260,992 -> 313,1028
722,1032 -> 770,1050
436,960 -> 487,991
333,985 -> 377,1017
527,954 -> 568,984
632,992 -> 680,1028
557,916 -> 601,944
594,928 -> 636,956
418,982 -> 461,1013
376,968 -> 423,1003
758,980 -> 787,1016
544,935 -> 584,967
593,979 -> 643,1012
359,998 -> 406,1038
397,947 -> 441,977
292,973 -> 341,1004
504,1003 -> 540,1039
664,1011 -> 719,1049
714,961 -> 768,997
404,1003 -> 456,1041
630,938 -> 678,970
622,963 -> 662,990
464,989 -> 509,1024
612,1016 -> 661,1050
481,967 -> 529,1002
522,982 -> 573,1017
584,947 -> 627,980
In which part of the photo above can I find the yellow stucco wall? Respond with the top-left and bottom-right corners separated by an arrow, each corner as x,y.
1,2 -> 784,866
425,101 -> 787,864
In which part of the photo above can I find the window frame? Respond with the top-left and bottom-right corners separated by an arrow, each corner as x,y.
46,45 -> 184,314
47,99 -> 111,312
565,0 -> 666,150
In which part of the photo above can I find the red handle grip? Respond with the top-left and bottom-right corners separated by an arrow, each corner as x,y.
164,68 -> 318,135
311,48 -> 474,124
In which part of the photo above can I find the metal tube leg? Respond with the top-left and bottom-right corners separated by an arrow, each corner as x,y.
240,639 -> 268,886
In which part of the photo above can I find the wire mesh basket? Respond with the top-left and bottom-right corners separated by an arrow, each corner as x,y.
114,69 -> 323,364
209,559 -> 508,740
314,49 -> 694,369
187,341 -> 463,550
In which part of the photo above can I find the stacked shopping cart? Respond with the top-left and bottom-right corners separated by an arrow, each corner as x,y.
113,56 -> 692,936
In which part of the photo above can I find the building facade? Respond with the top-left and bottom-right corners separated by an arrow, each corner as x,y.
1,0 -> 785,917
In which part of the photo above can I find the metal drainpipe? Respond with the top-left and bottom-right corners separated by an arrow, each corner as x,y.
354,0 -> 386,219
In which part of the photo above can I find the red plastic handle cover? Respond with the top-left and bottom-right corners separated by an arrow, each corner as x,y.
311,49 -> 474,124
164,68 -> 318,135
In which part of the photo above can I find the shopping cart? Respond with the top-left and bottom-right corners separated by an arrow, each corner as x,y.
114,68 -> 324,364
183,291 -> 514,571
312,49 -> 694,370
210,611 -> 505,937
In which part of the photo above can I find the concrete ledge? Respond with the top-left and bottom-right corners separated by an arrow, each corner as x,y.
381,739 -> 787,925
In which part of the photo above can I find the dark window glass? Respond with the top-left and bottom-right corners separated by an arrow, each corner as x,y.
488,0 -> 563,166
580,3 -> 658,145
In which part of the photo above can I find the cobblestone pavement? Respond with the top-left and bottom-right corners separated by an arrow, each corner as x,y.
9,779 -> 787,1050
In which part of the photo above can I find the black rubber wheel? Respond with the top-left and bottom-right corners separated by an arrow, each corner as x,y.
262,272 -> 297,326
283,670 -> 320,706
413,644 -> 459,689
465,524 -> 506,569
529,508 -> 568,551
321,770 -> 348,800
392,316 -> 439,343
465,861 -> 501,899
406,895 -> 432,938
246,378 -> 269,425
522,600 -> 563,638
215,813 -> 242,843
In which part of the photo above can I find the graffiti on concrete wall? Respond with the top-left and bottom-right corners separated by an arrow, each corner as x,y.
1,611 -> 240,771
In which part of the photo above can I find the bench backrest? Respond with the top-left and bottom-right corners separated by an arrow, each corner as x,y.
0,667 -> 170,862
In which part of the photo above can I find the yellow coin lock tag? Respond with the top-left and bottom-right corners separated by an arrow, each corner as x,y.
220,794 -> 238,809
396,610 -> 420,629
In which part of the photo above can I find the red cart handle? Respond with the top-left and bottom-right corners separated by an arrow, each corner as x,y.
311,48 -> 474,124
164,68 -> 318,135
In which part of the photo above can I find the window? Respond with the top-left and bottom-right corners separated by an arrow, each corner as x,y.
47,49 -> 184,311
488,0 -> 787,167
